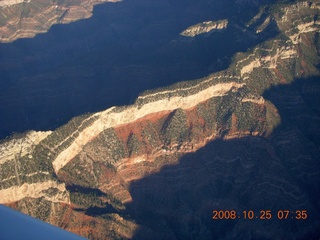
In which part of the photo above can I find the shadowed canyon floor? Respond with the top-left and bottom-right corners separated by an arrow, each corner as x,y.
126,77 -> 320,239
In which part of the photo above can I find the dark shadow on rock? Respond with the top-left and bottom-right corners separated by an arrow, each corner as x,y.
0,0 -> 278,139
125,77 -> 320,239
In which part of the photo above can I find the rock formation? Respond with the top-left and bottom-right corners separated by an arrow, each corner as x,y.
0,0 -> 119,42
180,19 -> 228,37
0,1 -> 320,239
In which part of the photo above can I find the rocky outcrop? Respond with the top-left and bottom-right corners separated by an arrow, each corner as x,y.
237,45 -> 299,80
180,19 -> 228,37
0,0 -> 119,42
0,131 -> 51,165
0,181 -> 69,204
0,0 -> 31,7
277,1 -> 320,44
0,1 -> 320,239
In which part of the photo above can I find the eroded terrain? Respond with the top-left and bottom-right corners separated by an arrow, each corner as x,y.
0,1 -> 320,239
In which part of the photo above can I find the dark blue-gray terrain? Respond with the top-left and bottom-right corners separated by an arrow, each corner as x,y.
0,0 -> 319,240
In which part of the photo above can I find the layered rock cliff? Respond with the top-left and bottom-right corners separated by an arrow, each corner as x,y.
0,0 -> 119,42
180,19 -> 228,37
0,1 -> 320,239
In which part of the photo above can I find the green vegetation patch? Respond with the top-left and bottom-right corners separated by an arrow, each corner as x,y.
162,108 -> 189,146
0,160 -> 16,183
127,133 -> 143,157
101,128 -> 127,162
61,156 -> 97,188
70,191 -> 105,209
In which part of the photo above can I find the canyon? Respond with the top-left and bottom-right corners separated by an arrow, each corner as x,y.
0,0 -> 320,239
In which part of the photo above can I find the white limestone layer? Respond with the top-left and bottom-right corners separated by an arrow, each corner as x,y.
181,19 -> 228,37
52,81 -> 245,173
0,131 -> 52,165
0,0 -> 30,7
239,46 -> 298,79
0,181 -> 70,204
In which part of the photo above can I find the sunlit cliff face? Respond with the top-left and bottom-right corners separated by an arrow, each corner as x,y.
0,0 -> 120,42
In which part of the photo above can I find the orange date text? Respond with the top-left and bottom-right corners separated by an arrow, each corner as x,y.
212,210 -> 308,220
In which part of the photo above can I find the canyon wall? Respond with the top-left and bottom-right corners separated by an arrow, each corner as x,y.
0,1 -> 320,239
0,0 -> 119,42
